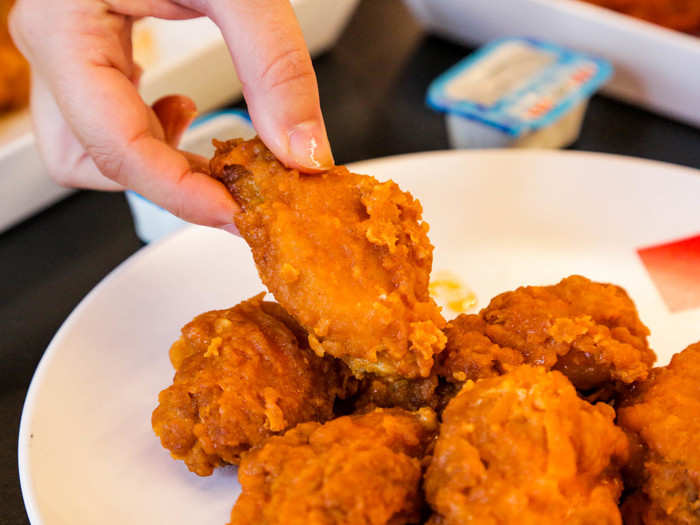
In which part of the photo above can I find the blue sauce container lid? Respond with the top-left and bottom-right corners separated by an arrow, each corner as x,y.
427,37 -> 613,137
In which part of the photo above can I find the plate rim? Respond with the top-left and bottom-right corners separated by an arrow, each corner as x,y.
17,223 -> 204,525
346,147 -> 700,180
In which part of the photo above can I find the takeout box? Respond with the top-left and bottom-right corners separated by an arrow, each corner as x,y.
0,0 -> 360,233
403,0 -> 700,128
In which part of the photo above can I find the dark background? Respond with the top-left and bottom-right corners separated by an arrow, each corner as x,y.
2,1 -> 699,522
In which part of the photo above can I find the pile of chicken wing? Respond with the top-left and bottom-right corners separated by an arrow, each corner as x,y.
152,137 -> 699,525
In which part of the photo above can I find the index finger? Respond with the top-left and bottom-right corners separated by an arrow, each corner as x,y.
41,8 -> 239,226
87,67 -> 239,226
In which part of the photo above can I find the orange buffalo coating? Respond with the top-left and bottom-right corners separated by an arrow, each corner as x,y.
230,407 -> 437,525
0,0 -> 29,112
435,276 -> 655,402
617,342 -> 700,525
209,137 -> 446,379
436,312 -> 524,386
425,365 -> 629,525
478,275 -> 655,393
351,373 -> 440,412
151,294 -> 355,476
580,0 -> 700,34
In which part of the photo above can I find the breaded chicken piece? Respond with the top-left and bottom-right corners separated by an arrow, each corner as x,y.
351,373 -> 440,412
151,294 -> 355,476
424,365 -> 628,525
617,342 -> 700,525
434,276 -> 654,404
230,407 -> 438,525
209,137 -> 446,379
353,314 -> 521,413
437,313 -> 524,383
480,275 -> 655,392
433,313 -> 525,408
0,0 -> 29,112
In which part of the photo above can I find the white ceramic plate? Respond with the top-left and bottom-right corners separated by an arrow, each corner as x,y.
19,150 -> 700,524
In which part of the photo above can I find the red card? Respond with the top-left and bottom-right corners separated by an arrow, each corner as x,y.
637,234 -> 700,313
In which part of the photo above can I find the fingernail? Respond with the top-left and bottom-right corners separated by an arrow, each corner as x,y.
219,223 -> 240,235
287,120 -> 334,171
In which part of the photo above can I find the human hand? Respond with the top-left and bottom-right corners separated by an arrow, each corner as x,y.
9,0 -> 333,229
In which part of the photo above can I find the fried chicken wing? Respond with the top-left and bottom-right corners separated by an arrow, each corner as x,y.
230,407 -> 438,525
424,365 -> 628,525
435,276 -> 654,405
437,313 -> 524,382
351,373 -> 440,412
617,342 -> 700,525
433,313 -> 525,408
209,137 -> 446,379
151,294 -> 355,476
480,275 -> 655,392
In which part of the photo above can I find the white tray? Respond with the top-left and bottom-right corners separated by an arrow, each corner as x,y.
0,0 -> 359,233
404,0 -> 700,128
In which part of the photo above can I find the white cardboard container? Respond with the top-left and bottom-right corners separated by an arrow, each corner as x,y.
403,0 -> 700,128
0,0 -> 359,233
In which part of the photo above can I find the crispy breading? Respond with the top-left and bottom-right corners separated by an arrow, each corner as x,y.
434,313 -> 525,409
437,313 -> 524,383
351,373 -> 440,412
617,342 -> 700,525
480,275 -> 655,392
425,365 -> 628,525
230,407 -> 438,525
151,294 -> 355,476
209,137 -> 446,379
435,276 -> 654,406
